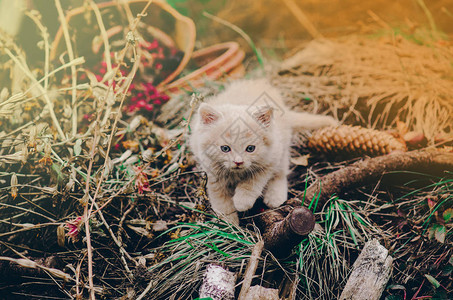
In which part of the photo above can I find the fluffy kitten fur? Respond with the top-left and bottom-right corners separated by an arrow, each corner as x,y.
190,79 -> 337,224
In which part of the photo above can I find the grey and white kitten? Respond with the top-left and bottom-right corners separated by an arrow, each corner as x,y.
190,79 -> 337,224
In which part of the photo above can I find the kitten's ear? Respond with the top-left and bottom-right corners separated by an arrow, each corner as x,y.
253,106 -> 273,127
199,103 -> 221,125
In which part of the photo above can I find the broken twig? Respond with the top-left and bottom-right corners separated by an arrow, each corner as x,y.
257,206 -> 315,257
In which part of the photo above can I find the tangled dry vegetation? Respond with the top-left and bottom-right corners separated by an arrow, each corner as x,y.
0,1 -> 452,299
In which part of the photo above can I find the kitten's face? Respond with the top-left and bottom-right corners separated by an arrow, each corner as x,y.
195,103 -> 273,175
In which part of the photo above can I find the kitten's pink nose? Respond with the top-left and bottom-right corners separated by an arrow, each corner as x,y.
234,161 -> 244,166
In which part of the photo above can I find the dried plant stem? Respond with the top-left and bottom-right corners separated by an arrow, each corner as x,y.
120,0 -> 136,26
90,1 -> 116,128
24,11 -> 50,90
0,222 -> 59,238
78,1 -> 154,288
282,0 -> 323,39
416,0 -> 439,36
118,202 -> 136,239
93,94 -> 197,215
0,202 -> 56,222
90,1 -> 113,74
81,14 -> 146,287
0,256 -> 71,281
82,124 -> 98,300
54,0 -> 79,137
203,11 -> 264,68
2,47 -> 66,140
88,53 -> 140,216
127,0 -> 154,31
86,55 -> 141,278
75,251 -> 87,299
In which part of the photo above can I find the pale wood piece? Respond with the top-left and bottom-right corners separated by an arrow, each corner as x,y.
339,239 -> 393,300
245,286 -> 280,300
238,240 -> 264,300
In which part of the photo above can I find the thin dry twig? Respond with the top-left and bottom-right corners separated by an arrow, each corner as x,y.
1,46 -> 66,139
282,0 -> 323,39
54,0 -> 79,137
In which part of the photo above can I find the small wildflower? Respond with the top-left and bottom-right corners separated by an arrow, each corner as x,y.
134,166 -> 151,194
65,216 -> 83,242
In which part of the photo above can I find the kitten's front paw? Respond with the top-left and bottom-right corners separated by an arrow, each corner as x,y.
233,191 -> 256,212
263,178 -> 288,208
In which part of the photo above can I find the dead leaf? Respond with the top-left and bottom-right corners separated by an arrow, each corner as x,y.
152,220 -> 168,232
290,154 -> 310,166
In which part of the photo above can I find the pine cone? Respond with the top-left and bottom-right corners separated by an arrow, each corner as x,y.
307,125 -> 407,157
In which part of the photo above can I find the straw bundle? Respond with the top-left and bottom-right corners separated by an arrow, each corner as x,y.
275,36 -> 453,142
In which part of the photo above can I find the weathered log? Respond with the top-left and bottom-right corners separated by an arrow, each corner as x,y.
339,239 -> 393,300
288,150 -> 453,210
257,206 -> 315,257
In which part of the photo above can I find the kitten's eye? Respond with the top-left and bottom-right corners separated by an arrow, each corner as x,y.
245,145 -> 256,153
220,145 -> 231,153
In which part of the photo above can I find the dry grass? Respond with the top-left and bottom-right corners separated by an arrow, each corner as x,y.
274,35 -> 453,141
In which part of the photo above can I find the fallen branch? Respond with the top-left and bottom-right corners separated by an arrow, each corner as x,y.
257,150 -> 452,256
288,150 -> 453,210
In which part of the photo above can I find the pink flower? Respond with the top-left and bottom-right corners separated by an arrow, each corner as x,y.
83,114 -> 93,121
65,216 -> 83,242
136,100 -> 146,109
134,166 -> 151,194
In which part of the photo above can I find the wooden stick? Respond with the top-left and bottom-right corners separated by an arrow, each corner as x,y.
339,239 -> 393,300
238,240 -> 264,300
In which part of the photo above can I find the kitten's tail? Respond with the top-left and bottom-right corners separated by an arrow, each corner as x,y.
284,111 -> 338,130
